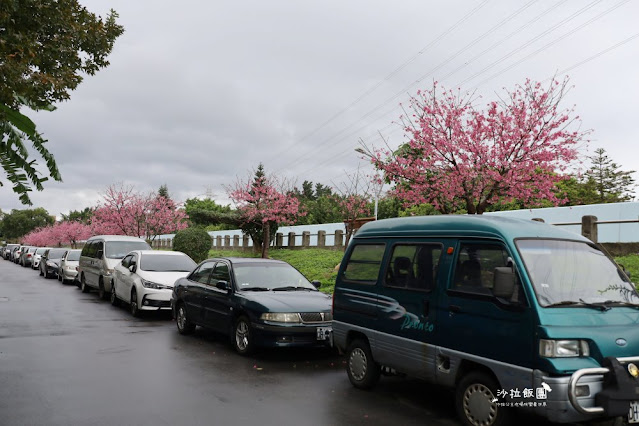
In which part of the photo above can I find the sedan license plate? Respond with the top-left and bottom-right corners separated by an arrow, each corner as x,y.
630,401 -> 639,424
316,326 -> 331,341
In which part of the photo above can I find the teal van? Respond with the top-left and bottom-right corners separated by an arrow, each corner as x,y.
332,215 -> 639,425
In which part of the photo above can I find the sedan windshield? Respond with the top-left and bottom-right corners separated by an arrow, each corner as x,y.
105,241 -> 151,259
233,263 -> 316,291
140,254 -> 196,272
517,239 -> 639,307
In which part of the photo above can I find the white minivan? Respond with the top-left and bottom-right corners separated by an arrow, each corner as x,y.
78,235 -> 151,299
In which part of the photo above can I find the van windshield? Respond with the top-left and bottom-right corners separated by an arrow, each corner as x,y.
517,239 -> 639,307
105,241 -> 151,259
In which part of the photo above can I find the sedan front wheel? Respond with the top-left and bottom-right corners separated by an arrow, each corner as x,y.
176,303 -> 195,335
233,316 -> 254,355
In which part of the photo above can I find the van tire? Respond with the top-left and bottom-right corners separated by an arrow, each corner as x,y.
456,371 -> 510,426
98,278 -> 106,300
81,275 -> 90,293
346,338 -> 380,390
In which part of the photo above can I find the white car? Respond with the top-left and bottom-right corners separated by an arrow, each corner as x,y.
111,250 -> 196,317
58,249 -> 81,284
32,247 -> 50,270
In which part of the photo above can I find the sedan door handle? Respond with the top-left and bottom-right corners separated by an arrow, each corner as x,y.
449,305 -> 461,313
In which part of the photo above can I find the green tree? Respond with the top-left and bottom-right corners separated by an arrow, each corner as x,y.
184,197 -> 236,230
1,207 -> 54,240
0,1 -> 124,204
61,207 -> 94,224
585,148 -> 636,203
158,184 -> 170,199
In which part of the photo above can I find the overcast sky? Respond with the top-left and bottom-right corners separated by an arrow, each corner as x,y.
2,0 -> 638,218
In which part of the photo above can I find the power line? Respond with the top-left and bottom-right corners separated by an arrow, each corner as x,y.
272,1 -> 539,173
261,0 -> 491,167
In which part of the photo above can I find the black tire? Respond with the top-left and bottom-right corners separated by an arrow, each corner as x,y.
346,338 -> 381,390
130,289 -> 140,317
98,278 -> 107,300
175,303 -> 195,335
80,274 -> 90,293
110,281 -> 119,306
455,371 -> 510,426
232,315 -> 254,355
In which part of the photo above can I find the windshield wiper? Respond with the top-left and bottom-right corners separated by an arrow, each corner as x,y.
242,287 -> 270,292
272,286 -> 313,292
598,300 -> 639,310
545,300 -> 610,311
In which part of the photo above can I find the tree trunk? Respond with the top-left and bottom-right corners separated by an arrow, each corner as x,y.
261,222 -> 270,259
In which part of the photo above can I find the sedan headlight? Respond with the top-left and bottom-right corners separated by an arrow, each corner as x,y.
260,313 -> 301,323
539,339 -> 590,358
141,279 -> 170,290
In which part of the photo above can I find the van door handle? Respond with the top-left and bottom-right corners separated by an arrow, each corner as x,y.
449,305 -> 461,313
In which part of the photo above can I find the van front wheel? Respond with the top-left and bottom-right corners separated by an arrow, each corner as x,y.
456,371 -> 510,426
346,339 -> 380,390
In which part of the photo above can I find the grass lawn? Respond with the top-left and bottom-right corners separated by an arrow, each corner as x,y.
614,254 -> 639,286
208,248 -> 639,293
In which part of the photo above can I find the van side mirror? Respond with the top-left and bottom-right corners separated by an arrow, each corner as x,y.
96,250 -> 104,259
493,267 -> 515,302
311,280 -> 321,289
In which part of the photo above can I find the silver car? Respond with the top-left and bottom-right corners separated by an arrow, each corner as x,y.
58,249 -> 81,284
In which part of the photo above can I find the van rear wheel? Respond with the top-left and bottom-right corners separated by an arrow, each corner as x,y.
346,338 -> 380,390
456,371 -> 510,426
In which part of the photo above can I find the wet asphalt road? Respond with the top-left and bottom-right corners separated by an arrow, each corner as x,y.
0,259 -> 464,426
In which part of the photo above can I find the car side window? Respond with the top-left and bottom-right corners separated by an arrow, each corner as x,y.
210,263 -> 231,288
342,244 -> 386,284
190,262 -> 215,284
452,242 -> 525,304
385,244 -> 442,291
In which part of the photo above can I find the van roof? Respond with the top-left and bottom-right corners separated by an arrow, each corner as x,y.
86,235 -> 148,242
353,215 -> 589,242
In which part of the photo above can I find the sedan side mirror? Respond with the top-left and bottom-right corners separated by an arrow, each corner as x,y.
216,280 -> 230,292
311,280 -> 321,289
129,263 -> 136,273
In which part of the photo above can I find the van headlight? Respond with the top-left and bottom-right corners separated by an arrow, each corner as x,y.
260,313 -> 301,323
539,339 -> 590,358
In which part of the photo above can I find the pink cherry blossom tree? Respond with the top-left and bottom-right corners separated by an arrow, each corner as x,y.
21,221 -> 92,248
361,78 -> 588,214
90,184 -> 188,241
228,165 -> 304,258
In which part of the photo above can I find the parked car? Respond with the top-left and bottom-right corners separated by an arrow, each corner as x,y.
31,247 -> 50,270
332,215 -> 639,426
79,235 -> 151,299
111,250 -> 196,317
171,257 -> 333,355
3,244 -> 18,260
13,245 -> 25,263
57,249 -> 81,284
20,246 -> 37,267
39,248 -> 68,279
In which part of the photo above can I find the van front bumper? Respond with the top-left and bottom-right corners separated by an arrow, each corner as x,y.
534,355 -> 639,423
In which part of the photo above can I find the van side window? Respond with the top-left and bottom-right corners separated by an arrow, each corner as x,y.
82,241 -> 94,258
385,244 -> 442,291
342,244 -> 385,284
453,243 -> 523,303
